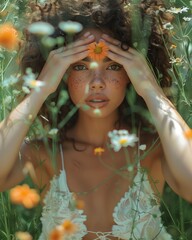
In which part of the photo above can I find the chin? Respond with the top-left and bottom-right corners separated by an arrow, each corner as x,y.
80,107 -> 118,119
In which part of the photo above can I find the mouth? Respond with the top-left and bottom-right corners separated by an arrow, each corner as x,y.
85,95 -> 109,108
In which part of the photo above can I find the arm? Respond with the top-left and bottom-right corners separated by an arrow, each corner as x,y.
102,34 -> 192,202
143,88 -> 192,202
0,90 -> 47,190
0,33 -> 93,191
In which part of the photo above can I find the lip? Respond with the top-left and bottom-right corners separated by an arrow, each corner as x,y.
85,94 -> 109,109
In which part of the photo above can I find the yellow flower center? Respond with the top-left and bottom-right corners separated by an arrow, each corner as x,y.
30,80 -> 37,87
119,138 -> 128,145
94,45 -> 102,54
94,147 -> 105,156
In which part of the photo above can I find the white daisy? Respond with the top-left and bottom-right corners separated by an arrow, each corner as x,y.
166,7 -> 189,14
28,22 -> 54,36
183,17 -> 192,22
59,21 -> 83,34
23,68 -> 45,91
108,130 -> 139,152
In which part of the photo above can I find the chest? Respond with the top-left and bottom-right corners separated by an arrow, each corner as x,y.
55,148 -> 139,232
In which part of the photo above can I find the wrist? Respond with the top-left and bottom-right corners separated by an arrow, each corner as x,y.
140,82 -> 165,103
30,88 -> 49,104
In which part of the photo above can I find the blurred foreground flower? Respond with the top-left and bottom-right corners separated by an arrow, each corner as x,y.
0,23 -> 19,50
23,68 -> 45,91
94,147 -> 105,156
28,21 -> 54,36
108,130 -> 139,152
139,144 -> 147,151
90,61 -> 99,69
15,231 -> 33,240
59,21 -> 83,34
10,184 -> 40,208
49,128 -> 59,135
49,220 -> 77,240
88,41 -> 109,61
184,129 -> 192,139
49,228 -> 62,240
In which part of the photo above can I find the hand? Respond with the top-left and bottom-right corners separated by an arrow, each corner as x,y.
38,32 -> 95,96
101,34 -> 164,98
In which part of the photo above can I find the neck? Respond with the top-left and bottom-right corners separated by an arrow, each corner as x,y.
67,110 -> 121,147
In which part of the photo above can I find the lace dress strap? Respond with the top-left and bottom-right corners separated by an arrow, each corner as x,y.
58,144 -> 70,193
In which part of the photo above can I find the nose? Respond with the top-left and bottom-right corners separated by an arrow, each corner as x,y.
89,74 -> 106,90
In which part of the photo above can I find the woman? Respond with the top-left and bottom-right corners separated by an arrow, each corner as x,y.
0,0 -> 192,239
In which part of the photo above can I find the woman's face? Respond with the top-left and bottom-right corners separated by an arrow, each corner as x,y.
67,28 -> 129,118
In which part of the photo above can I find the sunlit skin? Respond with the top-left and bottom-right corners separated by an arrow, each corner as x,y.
1,25 -> 192,240
67,56 -> 129,118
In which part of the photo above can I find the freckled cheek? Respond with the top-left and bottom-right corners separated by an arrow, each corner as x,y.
67,77 -> 88,102
106,76 -> 128,89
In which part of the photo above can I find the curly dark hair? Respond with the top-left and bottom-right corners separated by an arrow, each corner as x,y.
20,0 -> 174,139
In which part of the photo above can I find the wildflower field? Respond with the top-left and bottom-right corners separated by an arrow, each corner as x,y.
0,0 -> 192,239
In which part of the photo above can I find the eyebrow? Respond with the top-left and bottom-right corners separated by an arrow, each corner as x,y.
82,57 -> 112,62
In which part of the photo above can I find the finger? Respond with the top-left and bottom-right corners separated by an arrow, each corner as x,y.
107,51 -> 129,65
106,42 -> 133,60
101,34 -> 137,55
67,34 -> 95,49
64,50 -> 89,64
101,34 -> 120,46
60,45 -> 89,58
52,34 -> 95,54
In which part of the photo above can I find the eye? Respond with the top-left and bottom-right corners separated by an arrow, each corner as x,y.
107,64 -> 122,71
73,64 -> 87,71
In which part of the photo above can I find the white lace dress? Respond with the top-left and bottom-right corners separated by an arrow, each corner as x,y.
39,148 -> 173,240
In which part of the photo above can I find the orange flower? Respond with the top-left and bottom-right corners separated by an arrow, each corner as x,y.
49,228 -> 63,240
0,23 -> 19,50
15,231 -> 32,240
76,199 -> 85,210
184,129 -> 192,139
88,41 -> 109,61
49,220 -> 77,240
61,220 -> 77,235
10,184 -> 40,208
94,147 -> 105,156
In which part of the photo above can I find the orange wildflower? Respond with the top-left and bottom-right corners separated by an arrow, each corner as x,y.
88,41 -> 109,61
49,228 -> 63,240
15,231 -> 33,240
76,199 -> 85,210
61,220 -> 77,235
184,129 -> 192,139
94,147 -> 105,156
10,184 -> 40,208
0,23 -> 19,50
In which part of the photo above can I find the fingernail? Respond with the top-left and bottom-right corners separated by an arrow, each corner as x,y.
88,35 -> 94,39
84,32 -> 90,37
